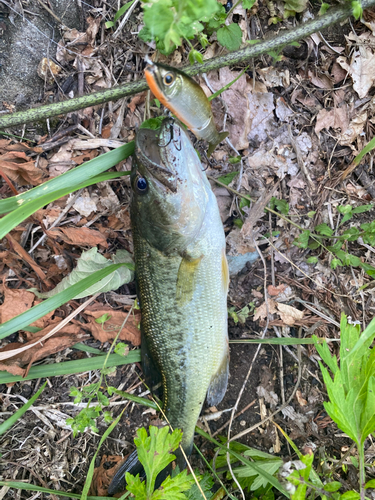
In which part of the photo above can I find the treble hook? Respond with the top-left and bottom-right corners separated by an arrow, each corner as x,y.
157,117 -> 175,147
173,125 -> 182,151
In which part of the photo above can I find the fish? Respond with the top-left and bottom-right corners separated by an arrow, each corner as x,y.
108,117 -> 229,494
144,61 -> 228,156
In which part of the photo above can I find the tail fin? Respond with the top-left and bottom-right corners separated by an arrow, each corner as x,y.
207,131 -> 229,157
108,449 -> 144,495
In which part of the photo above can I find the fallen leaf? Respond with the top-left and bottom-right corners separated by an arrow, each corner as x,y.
0,150 -> 42,186
253,299 -> 278,322
208,67 -> 252,150
47,226 -> 108,248
29,248 -> 134,300
128,92 -> 147,113
85,307 -> 141,345
73,191 -> 98,217
89,455 -> 126,497
296,390 -> 308,406
267,284 -> 287,297
276,303 -> 304,325
314,105 -> 350,135
247,91 -> 275,143
0,324 -> 87,377
0,288 -> 53,328
337,48 -> 375,98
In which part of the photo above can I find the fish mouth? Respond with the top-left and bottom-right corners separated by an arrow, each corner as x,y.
135,119 -> 180,193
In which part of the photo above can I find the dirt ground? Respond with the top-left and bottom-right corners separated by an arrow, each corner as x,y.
1,0 -> 375,498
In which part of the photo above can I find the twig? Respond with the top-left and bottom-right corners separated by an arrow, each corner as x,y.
1,0 -> 373,129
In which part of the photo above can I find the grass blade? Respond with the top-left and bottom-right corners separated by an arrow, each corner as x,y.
0,263 -> 130,340
0,381 -> 47,435
0,350 -> 141,384
229,337 -> 338,345
81,410 -> 125,500
0,142 -> 134,215
0,481 -> 113,499
0,171 -> 130,240
195,427 -> 289,497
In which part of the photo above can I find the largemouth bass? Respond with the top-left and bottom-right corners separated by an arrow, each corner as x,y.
108,118 -> 229,494
145,61 -> 228,156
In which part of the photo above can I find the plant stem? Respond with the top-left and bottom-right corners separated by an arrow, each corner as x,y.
1,0 -> 375,129
358,443 -> 366,500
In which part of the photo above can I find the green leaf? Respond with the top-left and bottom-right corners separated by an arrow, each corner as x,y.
270,197 -> 289,215
365,479 -> 375,489
331,258 -> 342,270
315,223 -> 333,237
341,492 -> 361,500
114,0 -> 136,22
185,472 -> 214,500
323,481 -> 342,492
29,248 -> 134,300
347,254 -> 361,267
293,230 -> 311,249
352,204 -> 373,214
340,227 -> 360,242
319,2 -> 330,14
337,204 -> 353,215
140,116 -> 165,130
243,0 -> 257,8
95,313 -> 112,324
283,0 -> 307,13
217,23 -> 242,51
217,171 -> 238,185
228,155 -> 241,164
114,343 -> 129,356
155,469 -> 195,499
0,382 -> 47,435
188,49 -> 203,64
352,0 -> 363,18
134,426 -> 182,495
126,473 -> 147,499
306,256 -> 318,264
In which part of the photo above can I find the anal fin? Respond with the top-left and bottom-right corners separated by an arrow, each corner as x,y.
207,349 -> 229,407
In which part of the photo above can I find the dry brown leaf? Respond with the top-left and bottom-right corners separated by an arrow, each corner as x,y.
267,284 -> 287,297
0,288 -> 51,327
47,226 -> 108,248
0,150 -> 42,186
84,307 -> 141,345
315,106 -> 350,135
89,455 -> 127,497
208,68 -> 252,150
337,49 -> 375,99
128,92 -> 147,113
338,110 -> 368,146
307,69 -> 333,89
296,390 -> 308,406
0,324 -> 86,377
276,303 -> 304,325
253,299 -> 278,321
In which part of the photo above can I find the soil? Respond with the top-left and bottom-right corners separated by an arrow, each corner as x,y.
1,0 -> 375,499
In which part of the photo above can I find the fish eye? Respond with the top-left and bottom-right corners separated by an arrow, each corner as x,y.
136,176 -> 148,192
163,73 -> 174,85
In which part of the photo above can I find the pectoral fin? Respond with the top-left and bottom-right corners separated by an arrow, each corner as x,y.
176,255 -> 203,306
207,348 -> 229,406
207,131 -> 229,157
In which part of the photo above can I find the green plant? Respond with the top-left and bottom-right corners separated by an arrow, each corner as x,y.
125,426 -> 195,499
314,314 -> 375,499
293,203 -> 375,275
136,0 -> 248,55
